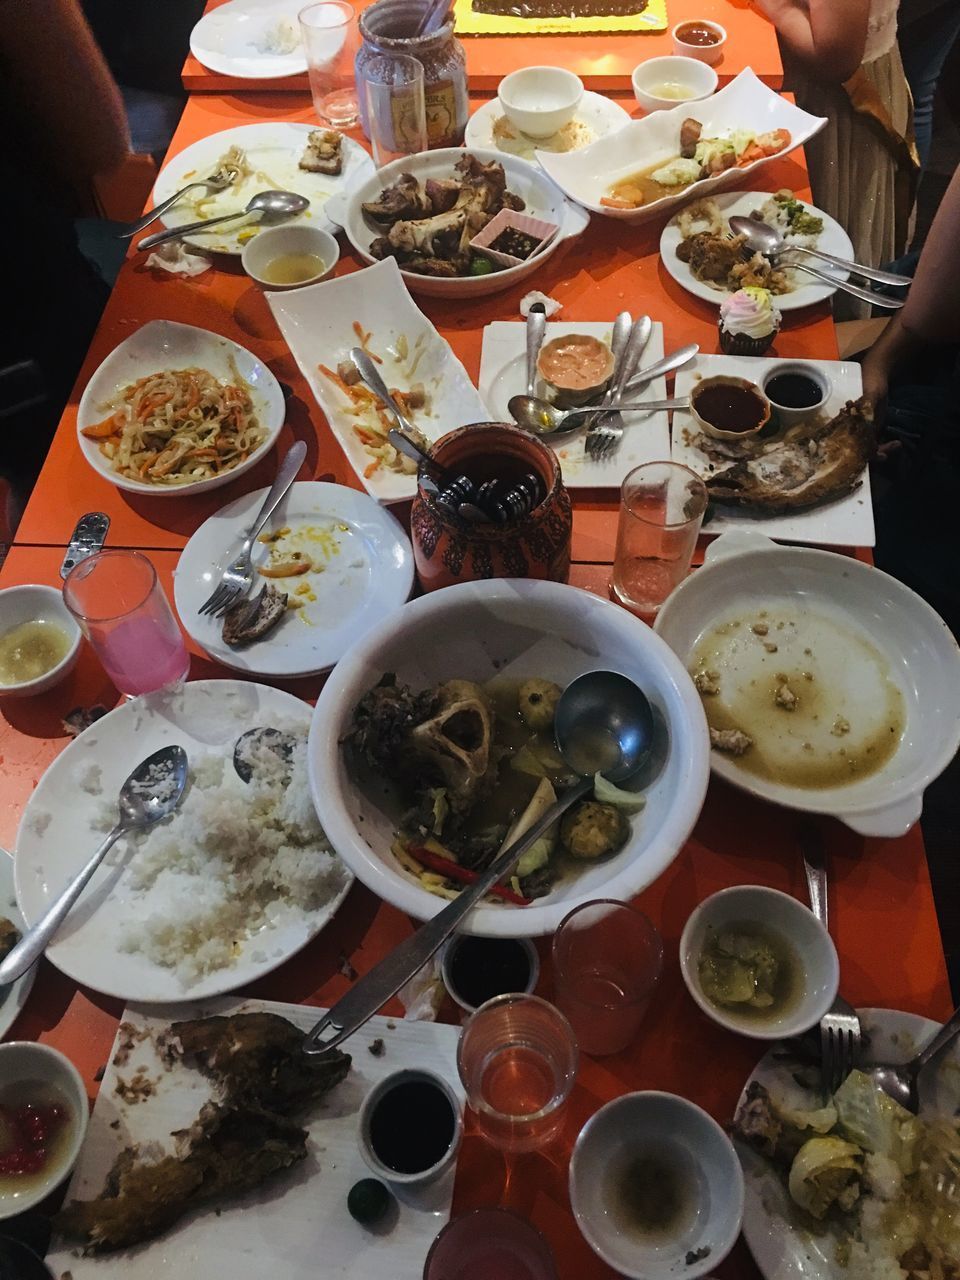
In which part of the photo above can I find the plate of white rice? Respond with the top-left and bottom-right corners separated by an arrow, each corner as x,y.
15,680 -> 353,1003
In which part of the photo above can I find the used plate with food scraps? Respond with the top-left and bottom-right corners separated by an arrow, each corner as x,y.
189,0 -> 308,79
464,92 -> 631,160
152,122 -> 375,254
267,257 -> 490,503
47,997 -> 463,1280
0,849 -> 35,1039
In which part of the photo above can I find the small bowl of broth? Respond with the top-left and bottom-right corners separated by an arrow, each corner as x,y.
689,375 -> 771,440
359,1068 -> 462,1187
762,362 -> 832,427
671,19 -> 726,65
241,224 -> 339,290
569,1091 -> 744,1279
631,56 -> 718,114
679,884 -> 839,1040
0,585 -> 81,698
440,935 -> 540,1013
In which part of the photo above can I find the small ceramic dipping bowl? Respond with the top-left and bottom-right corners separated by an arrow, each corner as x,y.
537,334 -> 616,408
358,1067 -> 462,1187
0,585 -> 81,698
440,935 -> 540,1013
632,56 -> 718,113
690,374 -> 771,441
761,362 -> 832,428
497,66 -> 584,139
241,223 -> 339,290
671,18 -> 727,65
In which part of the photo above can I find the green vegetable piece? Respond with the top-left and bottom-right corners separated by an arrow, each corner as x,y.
348,1178 -> 392,1226
469,255 -> 495,276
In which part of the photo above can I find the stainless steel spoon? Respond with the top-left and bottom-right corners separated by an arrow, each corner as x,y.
728,215 -> 913,288
0,746 -> 188,984
509,393 -> 689,436
138,190 -> 310,251
525,302 -> 547,398
302,670 -> 654,1055
868,1005 -> 960,1114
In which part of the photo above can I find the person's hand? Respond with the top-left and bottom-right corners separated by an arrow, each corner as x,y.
859,353 -> 889,425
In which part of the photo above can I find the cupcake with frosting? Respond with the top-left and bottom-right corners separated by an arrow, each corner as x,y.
718,287 -> 781,356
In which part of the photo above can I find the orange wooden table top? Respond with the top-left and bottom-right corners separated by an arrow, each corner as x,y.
16,91 -> 837,556
182,0 -> 782,93
0,543 -> 952,1280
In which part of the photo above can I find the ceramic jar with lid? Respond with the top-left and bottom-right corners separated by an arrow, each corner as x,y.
357,0 -> 469,149
410,423 -> 572,592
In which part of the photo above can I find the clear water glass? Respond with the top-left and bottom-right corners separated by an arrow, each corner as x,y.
299,1 -> 359,128
456,993 -> 578,1153
423,1209 -> 559,1280
362,53 -> 427,167
612,461 -> 707,618
63,551 -> 189,697
552,899 -> 663,1056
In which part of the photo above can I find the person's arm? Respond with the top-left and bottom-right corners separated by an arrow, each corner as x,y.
753,0 -> 871,82
0,0 -> 130,181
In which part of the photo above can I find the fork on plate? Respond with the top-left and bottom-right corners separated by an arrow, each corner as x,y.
584,316 -> 653,462
117,163 -> 240,240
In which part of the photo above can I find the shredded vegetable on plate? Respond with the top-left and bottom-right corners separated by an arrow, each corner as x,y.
82,364 -> 266,487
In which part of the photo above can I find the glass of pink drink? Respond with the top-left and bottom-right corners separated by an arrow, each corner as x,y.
423,1209 -> 558,1280
456,994 -> 577,1154
611,461 -> 707,619
63,551 -> 189,697
552,900 -> 663,1057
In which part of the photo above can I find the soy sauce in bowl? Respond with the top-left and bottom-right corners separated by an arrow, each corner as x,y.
764,371 -> 826,410
361,1069 -> 462,1184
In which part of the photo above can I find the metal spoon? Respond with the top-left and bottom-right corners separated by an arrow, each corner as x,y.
525,302 -> 547,398
728,215 -> 913,288
302,670 -> 654,1055
868,1006 -> 960,1114
137,190 -> 310,251
233,727 -> 298,784
0,746 -> 188,984
509,393 -> 689,436
118,162 -> 239,239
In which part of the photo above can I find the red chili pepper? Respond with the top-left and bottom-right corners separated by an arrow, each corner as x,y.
408,846 -> 532,906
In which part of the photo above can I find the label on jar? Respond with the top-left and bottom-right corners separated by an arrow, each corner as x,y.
426,79 -> 459,146
389,89 -> 428,150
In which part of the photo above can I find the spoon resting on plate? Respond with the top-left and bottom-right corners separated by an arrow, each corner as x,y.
727,215 -> 913,290
138,190 -> 310,252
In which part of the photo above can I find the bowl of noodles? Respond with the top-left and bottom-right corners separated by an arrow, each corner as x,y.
77,320 -> 286,496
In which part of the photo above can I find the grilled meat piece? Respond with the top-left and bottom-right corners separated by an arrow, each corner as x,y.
680,117 -> 703,158
0,917 -> 19,963
425,177 -> 460,213
362,172 -> 432,225
299,128 -> 342,176
706,398 -> 874,515
403,257 -> 463,276
676,230 -> 747,284
345,673 -> 439,773
221,584 -> 288,647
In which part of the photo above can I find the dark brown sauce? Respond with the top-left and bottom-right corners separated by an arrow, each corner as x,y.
675,21 -> 721,45
764,372 -> 825,410
448,936 -> 533,1008
369,1079 -> 456,1175
692,383 -> 767,433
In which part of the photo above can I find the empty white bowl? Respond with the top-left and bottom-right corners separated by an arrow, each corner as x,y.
671,19 -> 727,65
679,884 -> 840,1040
0,1042 -> 89,1220
242,223 -> 339,289
0,585 -> 81,698
497,67 -> 584,139
632,56 -> 718,113
570,1091 -> 744,1280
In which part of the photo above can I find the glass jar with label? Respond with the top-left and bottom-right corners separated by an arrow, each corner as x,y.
356,0 -> 469,149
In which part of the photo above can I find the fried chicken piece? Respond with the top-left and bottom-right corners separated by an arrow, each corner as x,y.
0,917 -> 19,963
299,128 -> 342,176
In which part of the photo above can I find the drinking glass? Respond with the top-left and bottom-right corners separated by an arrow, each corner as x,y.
362,53 -> 427,168
611,461 -> 707,617
456,993 -> 578,1153
423,1209 -> 559,1280
552,900 -> 663,1057
299,1 -> 359,128
63,551 -> 189,697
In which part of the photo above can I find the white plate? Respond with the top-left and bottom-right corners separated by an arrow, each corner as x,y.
465,92 -> 631,161
536,69 -> 827,226
77,320 -> 286,498
190,0 -> 308,79
325,147 -> 591,299
267,258 -> 490,503
15,681 -> 354,1003
154,123 -> 375,254
660,191 -> 854,311
672,354 -> 874,546
174,482 -> 415,677
478,320 -> 670,488
738,1007 -> 954,1280
48,997 -> 462,1278
0,850 -> 34,1041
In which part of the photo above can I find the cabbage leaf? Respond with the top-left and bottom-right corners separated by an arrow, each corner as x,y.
833,1069 -> 921,1173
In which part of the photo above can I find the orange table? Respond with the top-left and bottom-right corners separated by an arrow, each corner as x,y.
182,0 -> 783,93
16,90 -> 837,555
0,544 -> 952,1280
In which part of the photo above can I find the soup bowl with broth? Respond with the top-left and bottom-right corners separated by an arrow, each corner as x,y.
242,224 -> 339,289
632,57 -> 718,114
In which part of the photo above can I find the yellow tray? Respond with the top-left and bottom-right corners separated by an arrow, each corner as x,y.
455,0 -> 667,36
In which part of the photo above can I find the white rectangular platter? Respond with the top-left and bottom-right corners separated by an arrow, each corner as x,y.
479,320 -> 670,488
49,997 -> 462,1279
673,354 -> 875,547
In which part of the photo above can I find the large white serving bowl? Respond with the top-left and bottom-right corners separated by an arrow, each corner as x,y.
323,147 -> 590,299
308,578 -> 710,937
655,531 -> 960,837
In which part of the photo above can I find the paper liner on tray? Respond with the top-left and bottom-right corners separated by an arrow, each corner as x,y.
454,0 -> 666,37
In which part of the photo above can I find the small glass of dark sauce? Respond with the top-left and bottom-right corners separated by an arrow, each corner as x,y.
362,1070 -> 462,1184
441,935 -> 539,1012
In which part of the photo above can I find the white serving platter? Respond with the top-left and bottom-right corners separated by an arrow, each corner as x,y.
0,849 -> 34,1040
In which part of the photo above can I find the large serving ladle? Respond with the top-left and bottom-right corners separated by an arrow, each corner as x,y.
302,670 -> 654,1056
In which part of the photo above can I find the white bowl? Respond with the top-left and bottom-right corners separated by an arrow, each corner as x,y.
358,1068 -> 462,1186
0,585 -> 81,697
497,66 -> 584,138
632,56 -> 718,114
241,223 -> 339,288
761,360 -> 832,427
0,1042 -> 89,1219
679,884 -> 840,1040
569,1091 -> 744,1279
671,18 -> 727,64
307,578 -> 711,938
77,320 -> 285,497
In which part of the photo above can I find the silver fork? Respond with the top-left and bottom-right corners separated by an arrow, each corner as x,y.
799,820 -> 863,1099
117,164 -> 240,239
585,316 -> 653,462
197,441 -> 306,618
